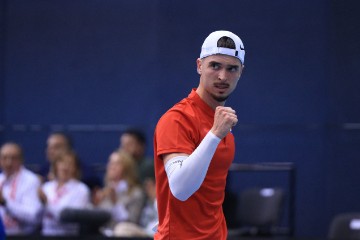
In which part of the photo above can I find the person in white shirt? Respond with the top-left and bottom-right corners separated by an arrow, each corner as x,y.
39,151 -> 90,236
0,142 -> 43,235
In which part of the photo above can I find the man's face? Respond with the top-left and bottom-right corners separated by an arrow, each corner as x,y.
46,134 -> 70,162
0,144 -> 23,177
119,134 -> 143,160
196,54 -> 243,104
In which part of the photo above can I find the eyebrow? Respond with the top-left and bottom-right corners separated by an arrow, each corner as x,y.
208,61 -> 220,66
208,61 -> 240,68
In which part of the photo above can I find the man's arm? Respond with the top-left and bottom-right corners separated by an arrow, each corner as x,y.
163,106 -> 237,201
5,177 -> 42,223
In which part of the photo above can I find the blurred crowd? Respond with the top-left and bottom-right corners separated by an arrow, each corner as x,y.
0,128 -> 157,238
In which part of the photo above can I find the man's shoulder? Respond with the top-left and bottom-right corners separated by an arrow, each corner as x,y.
21,167 -> 41,180
172,95 -> 197,111
140,157 -> 154,170
19,167 -> 42,187
161,97 -> 199,122
142,156 -> 154,163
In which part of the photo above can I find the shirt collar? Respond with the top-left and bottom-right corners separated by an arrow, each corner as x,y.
188,88 -> 215,118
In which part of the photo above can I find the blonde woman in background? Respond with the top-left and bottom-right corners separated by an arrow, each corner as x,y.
93,150 -> 145,232
112,175 -> 158,238
39,151 -> 91,236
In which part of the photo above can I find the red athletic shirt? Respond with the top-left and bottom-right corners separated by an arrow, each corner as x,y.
153,88 -> 235,240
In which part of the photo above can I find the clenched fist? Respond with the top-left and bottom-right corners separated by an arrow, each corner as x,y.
211,106 -> 238,139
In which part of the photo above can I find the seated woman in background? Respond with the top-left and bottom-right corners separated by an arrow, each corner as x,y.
113,175 -> 158,238
38,151 -> 91,236
93,150 -> 145,232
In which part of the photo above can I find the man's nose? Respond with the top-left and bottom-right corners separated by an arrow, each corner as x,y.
3,157 -> 13,166
218,69 -> 228,81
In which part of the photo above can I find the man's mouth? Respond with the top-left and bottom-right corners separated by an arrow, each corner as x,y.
214,83 -> 229,89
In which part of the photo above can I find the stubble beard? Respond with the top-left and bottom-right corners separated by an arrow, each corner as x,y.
210,92 -> 229,102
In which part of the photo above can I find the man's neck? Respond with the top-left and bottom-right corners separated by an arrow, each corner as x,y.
195,88 -> 225,110
5,167 -> 21,179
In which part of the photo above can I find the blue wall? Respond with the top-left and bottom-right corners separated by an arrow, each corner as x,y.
0,0 -> 5,140
1,0 -> 360,237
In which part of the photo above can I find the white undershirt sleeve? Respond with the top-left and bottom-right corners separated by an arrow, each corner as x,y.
164,131 -> 221,201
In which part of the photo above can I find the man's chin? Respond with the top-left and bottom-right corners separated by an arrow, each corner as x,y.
212,94 -> 229,102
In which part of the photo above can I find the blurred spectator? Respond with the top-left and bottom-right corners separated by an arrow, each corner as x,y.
113,175 -> 158,238
39,151 -> 91,236
119,128 -> 154,184
0,142 -> 43,235
40,132 -> 101,191
40,132 -> 73,181
93,150 -> 145,230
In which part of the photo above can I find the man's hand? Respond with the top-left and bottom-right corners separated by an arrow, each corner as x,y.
211,106 -> 238,139
38,188 -> 47,205
0,188 -> 6,206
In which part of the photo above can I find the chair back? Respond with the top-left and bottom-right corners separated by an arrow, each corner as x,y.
329,213 -> 360,239
60,208 -> 111,235
237,187 -> 284,227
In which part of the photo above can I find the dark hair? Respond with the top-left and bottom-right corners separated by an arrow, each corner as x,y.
49,131 -> 74,149
122,128 -> 146,145
217,36 -> 236,49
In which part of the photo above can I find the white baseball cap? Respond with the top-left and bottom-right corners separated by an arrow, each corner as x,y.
200,30 -> 245,64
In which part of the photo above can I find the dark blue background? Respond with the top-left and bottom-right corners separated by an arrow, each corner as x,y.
1,0 -> 360,237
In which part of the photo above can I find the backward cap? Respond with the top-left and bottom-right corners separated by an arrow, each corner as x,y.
200,30 -> 245,64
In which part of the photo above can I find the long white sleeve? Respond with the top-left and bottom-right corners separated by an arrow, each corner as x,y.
165,131 -> 221,201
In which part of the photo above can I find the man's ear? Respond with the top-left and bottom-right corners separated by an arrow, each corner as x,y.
196,58 -> 202,75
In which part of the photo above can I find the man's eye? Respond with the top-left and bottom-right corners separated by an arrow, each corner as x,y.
228,66 -> 239,72
211,63 -> 220,69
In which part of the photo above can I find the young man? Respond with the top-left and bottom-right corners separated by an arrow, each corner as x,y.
40,132 -> 74,181
119,128 -> 154,184
40,132 -> 101,191
153,30 -> 245,239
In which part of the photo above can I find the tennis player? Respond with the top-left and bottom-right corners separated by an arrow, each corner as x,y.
153,30 -> 245,239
